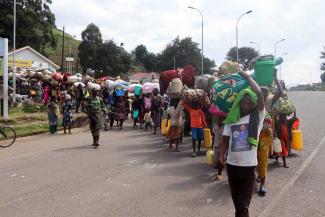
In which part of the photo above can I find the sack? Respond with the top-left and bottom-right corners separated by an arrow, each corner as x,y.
272,97 -> 295,115
218,61 -> 240,76
273,138 -> 282,153
144,97 -> 152,110
52,72 -> 63,81
166,78 -> 183,98
142,82 -> 159,94
210,73 -> 249,113
87,82 -> 101,91
159,65 -> 195,94
115,89 -> 125,97
67,76 -> 82,84
134,86 -> 142,96
181,86 -> 205,105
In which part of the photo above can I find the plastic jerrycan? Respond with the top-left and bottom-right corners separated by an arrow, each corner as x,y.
161,119 -> 170,135
204,128 -> 212,149
206,149 -> 214,166
292,129 -> 303,150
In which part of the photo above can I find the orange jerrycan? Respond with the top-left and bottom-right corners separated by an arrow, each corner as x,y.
161,119 -> 170,135
204,128 -> 212,149
206,149 -> 214,166
292,129 -> 303,150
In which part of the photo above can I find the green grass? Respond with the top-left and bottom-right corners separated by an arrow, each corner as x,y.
46,28 -> 81,68
14,123 -> 50,137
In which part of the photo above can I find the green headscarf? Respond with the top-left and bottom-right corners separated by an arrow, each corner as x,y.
224,88 -> 257,124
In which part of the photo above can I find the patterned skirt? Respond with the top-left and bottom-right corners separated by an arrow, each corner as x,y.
257,128 -> 273,179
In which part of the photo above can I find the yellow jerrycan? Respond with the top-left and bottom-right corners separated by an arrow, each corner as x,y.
161,119 -> 170,135
204,128 -> 212,149
292,129 -> 303,150
206,149 -> 214,166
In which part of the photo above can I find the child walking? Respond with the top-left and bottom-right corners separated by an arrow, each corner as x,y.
182,101 -> 207,157
62,94 -> 73,134
144,110 -> 153,130
47,97 -> 60,135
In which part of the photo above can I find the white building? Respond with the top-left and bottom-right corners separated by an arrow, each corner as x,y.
8,46 -> 59,70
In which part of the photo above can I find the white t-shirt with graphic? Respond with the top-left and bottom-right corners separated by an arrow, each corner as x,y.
223,109 -> 265,167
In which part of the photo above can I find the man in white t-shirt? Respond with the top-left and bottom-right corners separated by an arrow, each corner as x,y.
219,71 -> 265,217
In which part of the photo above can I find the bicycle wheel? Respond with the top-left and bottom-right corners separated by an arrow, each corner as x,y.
0,127 -> 17,148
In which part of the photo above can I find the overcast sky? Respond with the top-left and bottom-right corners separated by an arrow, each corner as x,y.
50,0 -> 324,86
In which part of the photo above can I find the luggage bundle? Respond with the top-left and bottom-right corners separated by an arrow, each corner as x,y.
166,78 -> 183,99
272,96 -> 295,115
210,73 -> 249,113
218,61 -> 241,76
67,76 -> 82,84
142,82 -> 160,94
87,82 -> 101,91
159,65 -> 195,94
181,86 -> 208,107
128,84 -> 142,96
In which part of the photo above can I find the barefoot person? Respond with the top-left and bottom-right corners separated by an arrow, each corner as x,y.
166,98 -> 184,152
219,71 -> 265,217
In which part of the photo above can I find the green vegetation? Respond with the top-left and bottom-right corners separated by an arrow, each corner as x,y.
47,28 -> 80,71
0,0 -> 57,57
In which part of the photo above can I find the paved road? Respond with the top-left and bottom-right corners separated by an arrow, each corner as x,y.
0,91 -> 324,217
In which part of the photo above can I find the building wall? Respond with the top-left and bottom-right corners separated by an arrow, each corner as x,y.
8,49 -> 57,70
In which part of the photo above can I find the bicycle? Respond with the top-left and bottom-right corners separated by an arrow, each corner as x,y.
0,124 -> 17,148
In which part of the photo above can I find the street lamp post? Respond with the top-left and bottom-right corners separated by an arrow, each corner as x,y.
236,10 -> 253,64
279,52 -> 288,80
13,0 -> 16,104
274,38 -> 285,58
249,41 -> 260,54
188,6 -> 204,75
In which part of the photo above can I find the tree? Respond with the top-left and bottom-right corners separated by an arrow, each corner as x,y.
134,44 -> 148,64
158,36 -> 215,74
320,47 -> 325,71
143,52 -> 158,72
78,23 -> 102,71
226,47 -> 259,69
321,72 -> 325,83
0,0 -> 57,57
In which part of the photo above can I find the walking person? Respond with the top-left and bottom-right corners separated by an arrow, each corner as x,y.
115,95 -> 128,130
132,95 -> 142,128
166,98 -> 184,152
219,70 -> 265,217
151,88 -> 162,135
62,94 -> 73,134
84,89 -> 105,148
256,72 -> 283,195
43,85 -> 50,105
47,97 -> 60,135
75,83 -> 84,113
182,101 -> 207,157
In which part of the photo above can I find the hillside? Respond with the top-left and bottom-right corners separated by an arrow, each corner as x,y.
47,28 -> 80,72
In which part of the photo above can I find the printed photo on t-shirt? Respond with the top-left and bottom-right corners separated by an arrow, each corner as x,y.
231,123 -> 252,152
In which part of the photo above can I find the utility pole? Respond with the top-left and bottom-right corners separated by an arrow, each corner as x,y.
13,0 -> 16,103
61,26 -> 65,72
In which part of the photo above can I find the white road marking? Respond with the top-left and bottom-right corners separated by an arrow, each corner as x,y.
261,134 -> 325,217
